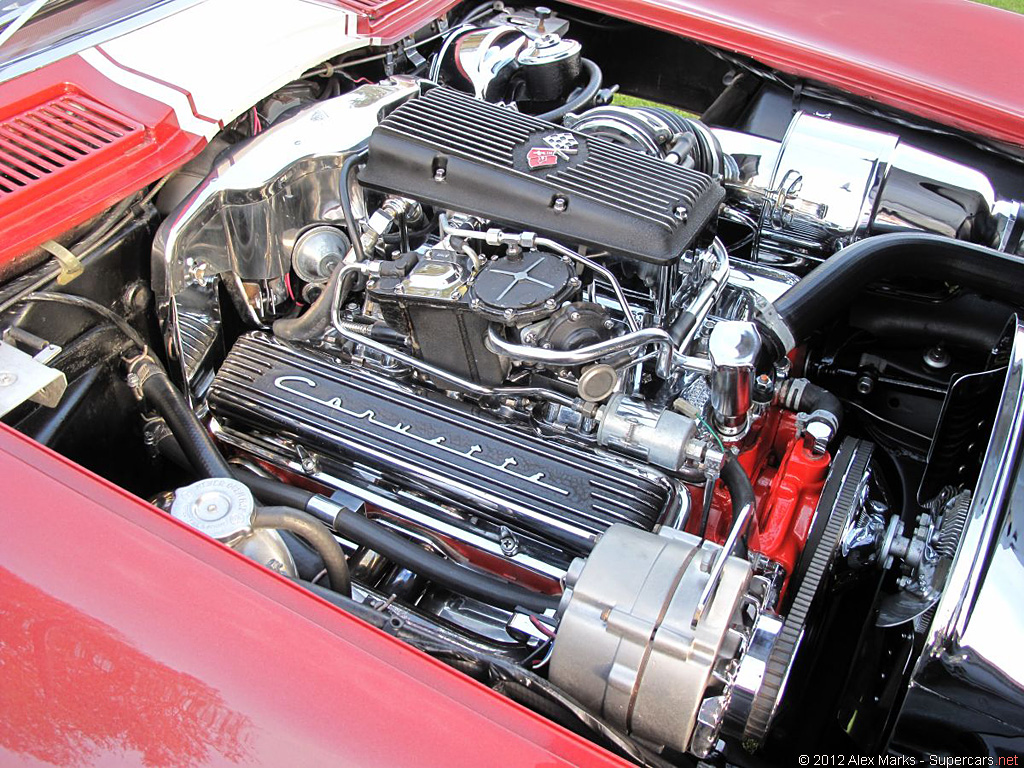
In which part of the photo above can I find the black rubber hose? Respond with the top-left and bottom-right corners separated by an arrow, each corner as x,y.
273,261 -> 354,342
235,467 -> 314,508
322,504 -> 559,613
773,232 -> 1024,347
131,357 -> 234,479
799,382 -> 841,425
342,516 -> 556,610
236,470 -> 559,613
777,378 -> 842,429
252,506 -> 352,597
720,456 -> 756,559
666,307 -> 698,346
535,58 -> 602,123
340,147 -> 368,262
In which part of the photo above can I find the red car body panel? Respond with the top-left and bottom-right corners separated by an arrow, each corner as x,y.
0,56 -> 210,274
0,423 -> 627,767
1,1 -> 1021,765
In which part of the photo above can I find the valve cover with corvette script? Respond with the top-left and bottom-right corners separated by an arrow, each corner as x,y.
207,333 -> 675,555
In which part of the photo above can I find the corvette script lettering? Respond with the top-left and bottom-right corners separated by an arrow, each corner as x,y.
274,375 -> 570,496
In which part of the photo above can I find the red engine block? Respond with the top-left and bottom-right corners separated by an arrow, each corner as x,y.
685,409 -> 831,591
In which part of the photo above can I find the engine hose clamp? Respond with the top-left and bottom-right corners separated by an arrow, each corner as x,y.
123,350 -> 158,400
751,294 -> 796,354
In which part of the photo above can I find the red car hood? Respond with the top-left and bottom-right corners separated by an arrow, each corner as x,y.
568,0 -> 1024,148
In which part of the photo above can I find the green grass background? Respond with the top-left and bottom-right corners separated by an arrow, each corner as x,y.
975,0 -> 1024,10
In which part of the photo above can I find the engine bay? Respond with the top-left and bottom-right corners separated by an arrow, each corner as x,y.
5,3 -> 1024,763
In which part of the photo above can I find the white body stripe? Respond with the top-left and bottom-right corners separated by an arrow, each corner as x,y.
79,47 -> 219,138
97,0 -> 367,129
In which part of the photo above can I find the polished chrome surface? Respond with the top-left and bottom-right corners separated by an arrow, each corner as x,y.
291,225 -> 349,283
210,332 -> 679,562
517,32 -> 580,65
153,78 -> 420,384
897,317 -> 1024,737
722,612 -> 784,739
596,394 -> 697,472
167,278 -> 221,389
169,477 -> 300,578
707,320 -> 761,433
723,260 -> 799,307
692,490 -> 755,626
428,25 -> 526,100
678,238 -> 731,353
334,320 -> 578,407
155,78 -> 419,297
488,324 -> 676,374
759,112 -> 897,262
221,425 -> 570,584
712,113 -> 1005,264
169,477 -> 254,543
567,106 -> 668,156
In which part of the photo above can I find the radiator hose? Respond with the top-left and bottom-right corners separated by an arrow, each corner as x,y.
769,232 -> 1024,349
128,355 -> 234,479
236,469 -> 561,614
129,356 -> 353,593
252,506 -> 352,596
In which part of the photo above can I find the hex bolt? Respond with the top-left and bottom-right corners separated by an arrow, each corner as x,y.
856,373 -> 875,395
804,420 -> 833,455
433,167 -> 447,182
552,196 -> 568,212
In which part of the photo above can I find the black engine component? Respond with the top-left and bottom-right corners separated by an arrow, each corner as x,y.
208,333 -> 675,555
370,247 -> 577,385
468,249 -> 576,321
537,302 -> 612,350
359,86 -> 725,265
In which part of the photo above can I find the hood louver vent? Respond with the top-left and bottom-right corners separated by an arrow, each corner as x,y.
0,94 -> 143,199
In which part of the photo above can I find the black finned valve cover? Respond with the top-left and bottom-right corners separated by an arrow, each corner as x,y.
360,86 -> 724,265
